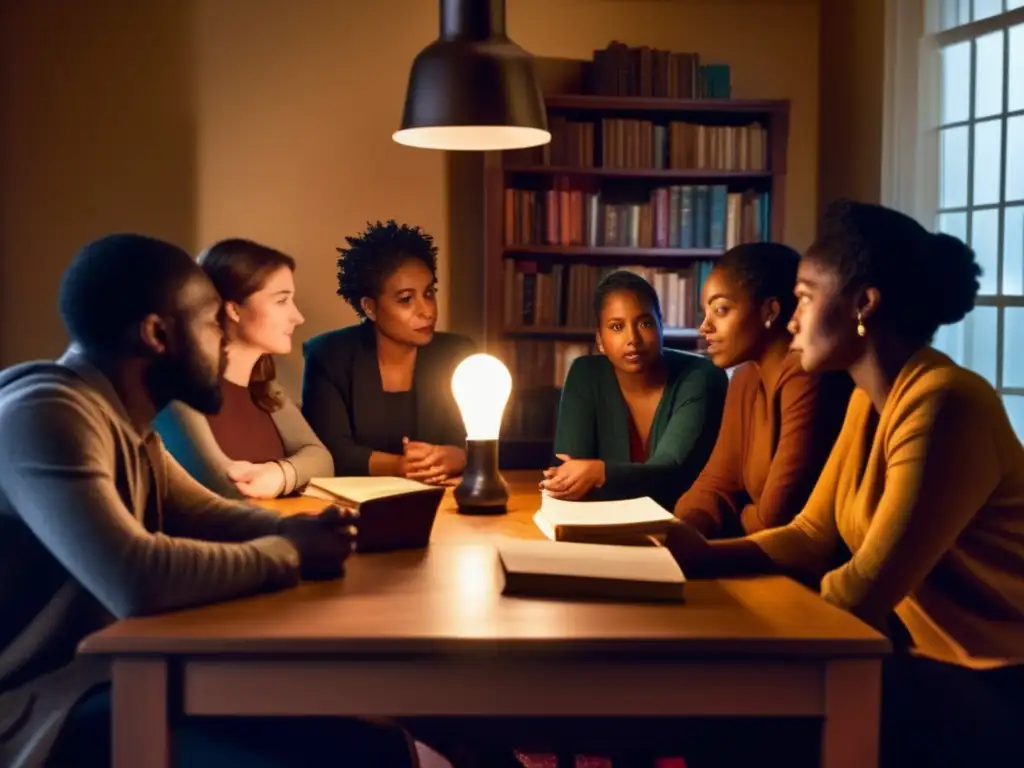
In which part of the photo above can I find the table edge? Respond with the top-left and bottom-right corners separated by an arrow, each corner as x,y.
80,635 -> 892,658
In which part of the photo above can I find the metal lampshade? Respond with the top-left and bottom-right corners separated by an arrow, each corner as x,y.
393,0 -> 551,151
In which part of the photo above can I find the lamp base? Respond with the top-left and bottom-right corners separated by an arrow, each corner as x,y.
455,439 -> 509,515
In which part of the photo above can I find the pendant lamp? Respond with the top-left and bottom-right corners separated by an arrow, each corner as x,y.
393,0 -> 551,151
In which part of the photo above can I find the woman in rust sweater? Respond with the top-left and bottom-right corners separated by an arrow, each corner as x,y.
674,242 -> 852,537
667,201 -> 1024,766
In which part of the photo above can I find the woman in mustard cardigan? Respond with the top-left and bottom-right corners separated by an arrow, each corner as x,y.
666,200 -> 1024,766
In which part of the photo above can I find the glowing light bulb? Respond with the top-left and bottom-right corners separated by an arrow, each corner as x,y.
451,353 -> 512,441
451,353 -> 512,514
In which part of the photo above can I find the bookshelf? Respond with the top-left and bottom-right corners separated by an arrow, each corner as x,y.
482,88 -> 790,468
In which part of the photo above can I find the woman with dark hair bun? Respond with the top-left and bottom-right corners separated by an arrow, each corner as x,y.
666,199 -> 1024,766
544,269 -> 728,510
156,238 -> 333,499
301,220 -> 474,482
674,242 -> 852,537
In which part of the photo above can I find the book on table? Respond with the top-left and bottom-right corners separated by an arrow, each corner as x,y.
533,494 -> 677,544
303,477 -> 445,552
495,535 -> 686,603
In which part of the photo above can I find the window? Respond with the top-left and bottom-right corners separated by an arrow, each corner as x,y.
928,0 -> 1024,435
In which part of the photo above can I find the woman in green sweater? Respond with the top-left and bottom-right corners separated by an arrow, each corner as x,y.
543,270 -> 728,510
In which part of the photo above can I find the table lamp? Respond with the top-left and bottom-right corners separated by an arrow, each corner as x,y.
451,353 -> 512,514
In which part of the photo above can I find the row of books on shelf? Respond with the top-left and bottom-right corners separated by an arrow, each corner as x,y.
503,261 -> 715,332
507,118 -> 768,172
590,42 -> 731,99
504,186 -> 770,251
503,340 -> 592,392
500,340 -> 590,440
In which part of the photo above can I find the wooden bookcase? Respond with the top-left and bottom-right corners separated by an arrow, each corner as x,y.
483,93 -> 790,468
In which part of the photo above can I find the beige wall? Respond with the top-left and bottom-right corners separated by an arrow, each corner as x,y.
817,0 -> 887,215
2,0 -> 820,397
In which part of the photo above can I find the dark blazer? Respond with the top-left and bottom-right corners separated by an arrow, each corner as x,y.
553,349 -> 728,510
301,322 -> 476,475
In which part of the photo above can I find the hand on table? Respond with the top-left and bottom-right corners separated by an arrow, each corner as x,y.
540,454 -> 605,500
227,460 -> 286,499
402,438 -> 466,485
277,505 -> 358,580
662,519 -> 712,572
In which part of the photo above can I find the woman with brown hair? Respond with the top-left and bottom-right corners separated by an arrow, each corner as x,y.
156,238 -> 333,499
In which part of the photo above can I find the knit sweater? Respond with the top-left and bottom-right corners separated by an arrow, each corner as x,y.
675,353 -> 851,536
751,347 -> 1024,667
553,350 -> 728,510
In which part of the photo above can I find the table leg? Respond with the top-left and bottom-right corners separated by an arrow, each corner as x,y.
821,659 -> 881,768
112,658 -> 170,768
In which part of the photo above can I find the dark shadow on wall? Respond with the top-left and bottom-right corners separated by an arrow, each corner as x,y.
817,0 -> 884,217
445,151 -> 486,345
0,0 -> 199,365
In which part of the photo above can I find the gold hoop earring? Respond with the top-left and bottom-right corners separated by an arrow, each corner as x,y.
856,312 -> 866,337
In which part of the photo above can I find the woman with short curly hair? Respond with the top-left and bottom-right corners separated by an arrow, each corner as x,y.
301,220 -> 475,481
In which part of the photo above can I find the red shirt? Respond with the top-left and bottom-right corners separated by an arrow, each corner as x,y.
205,379 -> 285,463
627,413 -> 649,463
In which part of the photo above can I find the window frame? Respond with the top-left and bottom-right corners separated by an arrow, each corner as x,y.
923,2 -> 1024,401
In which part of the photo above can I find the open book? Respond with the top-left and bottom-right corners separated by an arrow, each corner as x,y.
303,477 -> 445,552
533,494 -> 677,544
495,536 -> 685,603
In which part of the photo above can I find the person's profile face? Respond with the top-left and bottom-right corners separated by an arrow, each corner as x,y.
698,266 -> 769,369
227,266 -> 304,356
149,273 -> 226,414
789,257 -> 861,373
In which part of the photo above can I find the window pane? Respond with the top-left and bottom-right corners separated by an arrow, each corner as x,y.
934,318 -> 966,364
939,0 -> 956,29
938,211 -> 968,242
975,31 -> 1005,119
941,126 -> 970,208
960,0 -> 974,24
999,397 -> 1024,438
967,306 -> 998,385
974,119 -> 1004,206
1004,308 -> 1024,387
1011,24 -> 1024,112
1005,205 -> 1024,295
973,0 -> 1004,21
1003,396 -> 1024,443
972,208 -> 999,295
942,42 -> 972,124
940,0 -> 973,29
1010,0 -> 1024,10
1007,115 -> 1024,202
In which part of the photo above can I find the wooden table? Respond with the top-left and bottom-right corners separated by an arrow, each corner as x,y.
80,471 -> 889,768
